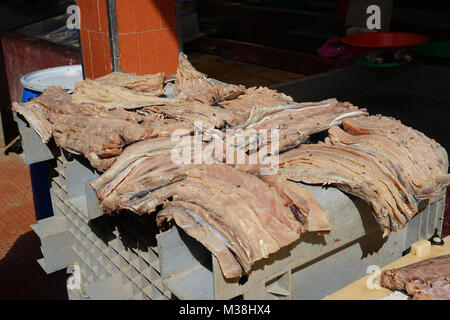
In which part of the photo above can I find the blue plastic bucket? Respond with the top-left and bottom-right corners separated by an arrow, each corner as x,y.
20,65 -> 83,221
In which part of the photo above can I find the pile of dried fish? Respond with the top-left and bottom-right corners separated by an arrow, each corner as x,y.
12,53 -> 449,280
381,254 -> 450,300
279,115 -> 450,236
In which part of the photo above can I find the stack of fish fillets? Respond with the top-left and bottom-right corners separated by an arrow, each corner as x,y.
14,53 -> 450,282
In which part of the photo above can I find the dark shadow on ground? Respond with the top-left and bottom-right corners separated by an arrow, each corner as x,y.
0,231 -> 68,300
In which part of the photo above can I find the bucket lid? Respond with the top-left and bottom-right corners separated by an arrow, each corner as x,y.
20,65 -> 83,93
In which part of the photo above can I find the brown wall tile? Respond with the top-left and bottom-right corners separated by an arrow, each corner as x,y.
119,33 -> 141,74
79,0 -> 100,32
116,0 -> 160,33
160,0 -> 177,29
89,31 -> 112,78
138,29 -> 178,74
98,0 -> 109,33
136,0 -> 161,32
78,0 -> 179,77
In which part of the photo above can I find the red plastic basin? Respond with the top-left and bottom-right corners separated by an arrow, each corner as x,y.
342,32 -> 429,57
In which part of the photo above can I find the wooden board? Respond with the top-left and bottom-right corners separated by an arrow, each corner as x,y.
324,236 -> 450,300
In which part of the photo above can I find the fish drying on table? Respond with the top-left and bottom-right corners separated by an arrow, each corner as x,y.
174,53 -> 246,106
90,136 -> 197,214
279,143 -> 417,235
12,101 -> 53,143
278,115 -> 450,236
237,98 -> 367,153
51,114 -> 192,172
219,86 -> 295,120
90,135 -> 331,228
12,68 -> 243,171
12,84 -> 195,172
154,164 -> 330,278
408,276 -> 450,300
332,115 -> 450,198
141,100 -> 241,130
94,72 -> 167,96
90,139 -> 331,278
380,254 -> 450,300
12,52 -> 450,280
71,79 -> 175,110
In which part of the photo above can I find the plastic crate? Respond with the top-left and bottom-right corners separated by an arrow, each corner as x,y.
29,147 -> 446,300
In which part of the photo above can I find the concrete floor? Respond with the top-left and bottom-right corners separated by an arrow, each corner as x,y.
0,149 -> 448,300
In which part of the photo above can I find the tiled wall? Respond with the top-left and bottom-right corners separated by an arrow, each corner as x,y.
78,0 -> 179,78
78,0 -> 112,79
